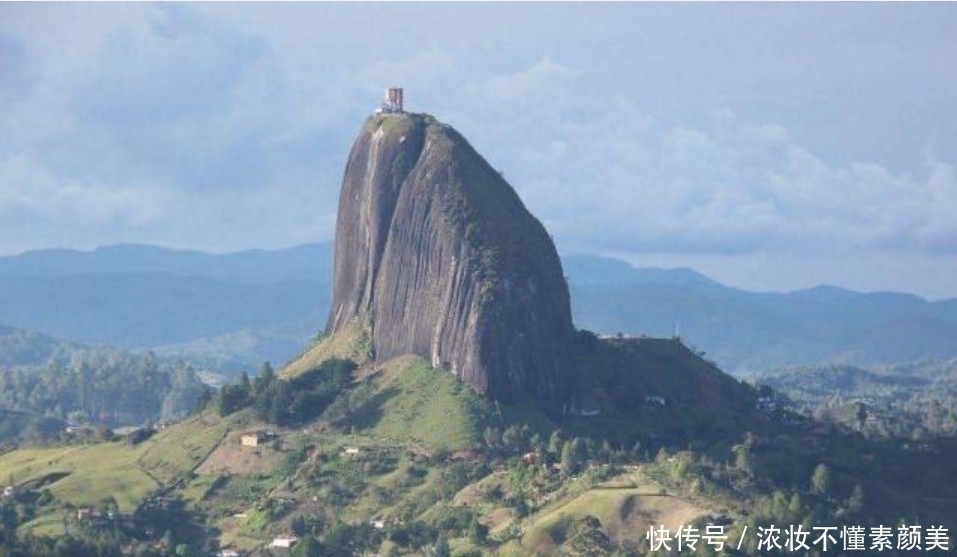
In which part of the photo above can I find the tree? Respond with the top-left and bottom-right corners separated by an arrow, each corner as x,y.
193,387 -> 213,413
734,433 -> 755,476
483,427 -> 501,450
216,384 -> 249,416
630,440 -> 644,461
847,484 -> 865,514
433,534 -> 450,557
293,534 -> 321,557
239,372 -> 252,400
561,438 -> 588,474
53,536 -> 90,557
254,362 -> 275,397
811,464 -> 831,496
161,530 -> 176,549
734,446 -> 753,476
290,515 -> 308,537
1,502 -> 19,530
502,425 -> 524,453
468,514 -> 488,545
855,402 -> 868,433
598,440 -> 614,463
548,430 -> 564,456
561,441 -> 575,473
325,523 -> 359,556
787,493 -> 804,519
267,381 -> 294,425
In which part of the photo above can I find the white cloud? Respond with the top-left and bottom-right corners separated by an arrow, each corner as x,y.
0,155 -> 168,226
1,4 -> 955,299
434,57 -> 957,258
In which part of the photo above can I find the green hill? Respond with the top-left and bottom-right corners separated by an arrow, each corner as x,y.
0,410 -> 234,530
345,355 -> 493,450
2,332 -> 956,556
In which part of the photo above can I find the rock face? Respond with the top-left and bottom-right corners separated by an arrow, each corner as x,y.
325,113 -> 575,414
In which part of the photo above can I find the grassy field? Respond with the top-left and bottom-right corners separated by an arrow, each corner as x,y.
520,470 -> 707,555
0,410 -> 235,535
0,443 -> 159,514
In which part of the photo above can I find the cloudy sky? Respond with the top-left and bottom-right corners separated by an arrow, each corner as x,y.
1,3 -> 956,298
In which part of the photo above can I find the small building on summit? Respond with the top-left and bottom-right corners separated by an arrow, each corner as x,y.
375,87 -> 404,114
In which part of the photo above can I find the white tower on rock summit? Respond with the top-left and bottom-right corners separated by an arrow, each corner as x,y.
376,87 -> 404,114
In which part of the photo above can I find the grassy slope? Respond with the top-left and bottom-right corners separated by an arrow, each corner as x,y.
227,330 -> 749,550
348,355 -> 492,450
568,337 -> 769,450
0,444 -> 155,513
0,410 -> 235,534
519,470 -> 706,554
281,319 -> 372,378
0,328 -> 759,552
284,324 -> 511,450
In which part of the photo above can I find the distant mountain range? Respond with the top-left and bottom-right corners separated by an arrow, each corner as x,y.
0,244 -> 333,370
0,244 -> 954,375
563,254 -> 957,374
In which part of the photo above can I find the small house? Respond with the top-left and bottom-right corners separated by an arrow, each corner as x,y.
269,537 -> 298,548
240,432 -> 267,447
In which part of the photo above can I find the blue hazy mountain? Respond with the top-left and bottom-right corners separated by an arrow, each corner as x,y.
0,243 -> 331,284
0,245 -> 954,375
563,254 -> 957,374
0,244 -> 333,370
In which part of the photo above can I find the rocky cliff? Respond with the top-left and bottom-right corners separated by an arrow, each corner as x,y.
325,113 -> 575,414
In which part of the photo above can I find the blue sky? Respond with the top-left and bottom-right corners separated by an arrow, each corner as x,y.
1,3 -> 956,298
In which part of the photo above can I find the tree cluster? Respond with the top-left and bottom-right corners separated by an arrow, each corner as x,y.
0,351 -> 206,429
215,359 -> 356,427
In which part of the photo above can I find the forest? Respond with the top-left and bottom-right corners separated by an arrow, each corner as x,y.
0,350 -> 207,435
